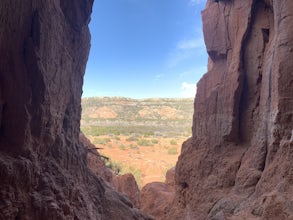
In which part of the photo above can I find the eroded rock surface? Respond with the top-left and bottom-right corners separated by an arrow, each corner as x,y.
165,166 -> 176,187
167,0 -> 293,219
140,167 -> 176,220
114,173 -> 141,208
0,1 -> 152,219
80,133 -> 142,209
80,133 -> 115,185
141,182 -> 175,220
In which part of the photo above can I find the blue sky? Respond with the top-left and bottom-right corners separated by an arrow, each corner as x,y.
83,0 -> 208,98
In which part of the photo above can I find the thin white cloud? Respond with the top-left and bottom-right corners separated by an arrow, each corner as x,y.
189,0 -> 206,6
181,82 -> 197,98
167,37 -> 205,68
179,66 -> 207,78
155,74 -> 164,80
167,50 -> 195,68
177,38 -> 205,50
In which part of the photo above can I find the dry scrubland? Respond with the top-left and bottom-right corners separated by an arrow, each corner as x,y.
81,97 -> 194,187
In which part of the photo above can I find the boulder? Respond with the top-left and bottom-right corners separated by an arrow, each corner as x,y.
141,182 -> 175,220
114,173 -> 141,208
165,166 -> 175,187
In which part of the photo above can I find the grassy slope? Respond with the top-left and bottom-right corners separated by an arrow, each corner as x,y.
81,97 -> 194,137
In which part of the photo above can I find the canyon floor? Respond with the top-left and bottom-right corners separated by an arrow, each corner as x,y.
81,97 -> 194,187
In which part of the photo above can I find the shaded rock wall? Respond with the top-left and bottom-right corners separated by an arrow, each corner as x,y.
0,1 -> 152,219
140,167 -> 175,220
168,0 -> 293,219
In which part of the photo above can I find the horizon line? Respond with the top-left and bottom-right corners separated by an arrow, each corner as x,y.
81,95 -> 195,100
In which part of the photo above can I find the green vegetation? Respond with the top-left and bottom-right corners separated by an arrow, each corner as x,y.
102,156 -> 143,187
126,136 -> 139,142
168,147 -> 178,155
119,144 -> 126,151
151,139 -> 159,144
170,139 -> 177,145
81,126 -> 120,136
129,144 -> 138,149
137,139 -> 154,147
81,97 -> 194,138
81,125 -> 158,137
93,137 -> 111,145
103,157 -> 122,174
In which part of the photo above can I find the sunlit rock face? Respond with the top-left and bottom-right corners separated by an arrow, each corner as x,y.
0,1 -> 152,219
167,0 -> 293,219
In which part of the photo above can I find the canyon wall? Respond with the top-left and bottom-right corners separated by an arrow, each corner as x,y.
1,0 -> 292,219
167,0 -> 293,219
0,1 -> 152,219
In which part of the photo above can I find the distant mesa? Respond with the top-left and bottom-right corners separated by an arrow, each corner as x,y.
138,106 -> 180,119
89,106 -> 118,119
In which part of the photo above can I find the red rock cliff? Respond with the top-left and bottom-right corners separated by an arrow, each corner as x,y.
0,1 -> 152,219
167,0 -> 293,219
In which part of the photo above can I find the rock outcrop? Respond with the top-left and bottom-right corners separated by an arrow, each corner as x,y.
167,0 -> 293,219
80,133 -> 115,185
114,173 -> 141,208
165,166 -> 176,187
80,133 -> 142,209
141,182 -> 175,220
0,1 -> 152,219
141,167 -> 176,220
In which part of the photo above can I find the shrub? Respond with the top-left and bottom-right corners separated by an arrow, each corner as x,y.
119,145 -> 126,150
143,131 -> 154,137
93,138 -> 111,145
137,139 -> 153,147
170,139 -> 177,145
126,136 -> 139,142
168,147 -> 178,155
102,157 -> 122,174
151,139 -> 159,144
130,144 -> 138,149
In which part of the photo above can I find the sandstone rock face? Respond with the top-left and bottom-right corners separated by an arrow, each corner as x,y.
167,0 -> 293,219
165,166 -> 176,187
141,182 -> 175,220
80,133 -> 115,185
114,173 -> 141,208
80,133 -> 142,209
0,1 -> 152,219
139,167 -> 176,219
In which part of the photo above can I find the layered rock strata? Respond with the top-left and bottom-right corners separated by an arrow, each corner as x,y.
0,1 -> 152,219
167,0 -> 293,219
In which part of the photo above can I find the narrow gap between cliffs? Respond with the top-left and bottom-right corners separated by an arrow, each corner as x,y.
79,0 -> 207,195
